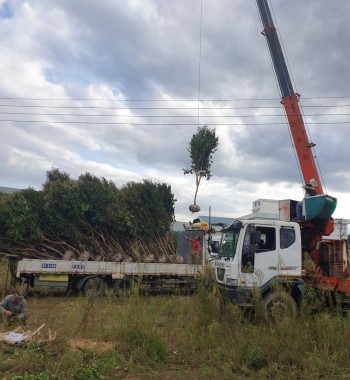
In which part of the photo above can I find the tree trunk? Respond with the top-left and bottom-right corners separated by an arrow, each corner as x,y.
193,172 -> 201,205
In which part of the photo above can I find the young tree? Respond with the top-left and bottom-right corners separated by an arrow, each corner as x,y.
183,126 -> 219,212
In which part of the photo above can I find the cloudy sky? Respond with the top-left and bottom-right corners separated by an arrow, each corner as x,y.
1,0 -> 350,223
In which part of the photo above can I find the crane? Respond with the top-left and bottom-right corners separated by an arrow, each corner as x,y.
256,0 -> 322,193
255,0 -> 336,230
255,0 -> 350,296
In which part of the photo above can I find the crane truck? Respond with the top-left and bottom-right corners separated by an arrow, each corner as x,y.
215,0 -> 349,319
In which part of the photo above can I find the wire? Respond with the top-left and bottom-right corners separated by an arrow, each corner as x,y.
2,104 -> 350,111
0,104 -> 286,110
0,111 -> 349,118
197,0 -> 203,127
1,95 -> 350,101
1,120 -> 350,126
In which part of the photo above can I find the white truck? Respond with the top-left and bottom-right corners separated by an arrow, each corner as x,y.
214,218 -> 305,318
214,200 -> 350,319
8,229 -> 210,296
215,0 -> 349,320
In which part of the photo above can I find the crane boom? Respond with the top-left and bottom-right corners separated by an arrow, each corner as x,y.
256,0 -> 323,194
253,0 -> 349,303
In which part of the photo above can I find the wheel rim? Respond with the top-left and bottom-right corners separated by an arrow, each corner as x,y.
264,293 -> 297,322
84,277 -> 105,297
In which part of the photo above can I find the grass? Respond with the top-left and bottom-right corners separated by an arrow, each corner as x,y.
1,259 -> 350,379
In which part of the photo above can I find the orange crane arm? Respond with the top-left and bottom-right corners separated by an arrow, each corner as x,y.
282,95 -> 323,194
256,0 -> 323,194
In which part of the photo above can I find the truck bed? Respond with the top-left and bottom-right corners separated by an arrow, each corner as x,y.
16,259 -> 204,279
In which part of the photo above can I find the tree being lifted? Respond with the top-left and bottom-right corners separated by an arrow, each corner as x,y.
183,126 -> 219,213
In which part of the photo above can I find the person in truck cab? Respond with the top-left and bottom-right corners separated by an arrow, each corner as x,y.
295,183 -> 317,220
0,293 -> 27,326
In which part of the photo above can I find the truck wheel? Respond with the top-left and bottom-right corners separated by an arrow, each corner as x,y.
83,277 -> 106,297
263,291 -> 297,323
113,278 -> 134,296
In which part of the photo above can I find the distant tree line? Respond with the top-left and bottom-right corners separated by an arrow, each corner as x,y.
0,169 -> 176,261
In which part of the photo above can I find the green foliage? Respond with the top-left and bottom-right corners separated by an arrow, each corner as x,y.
0,192 -> 41,241
75,173 -> 120,228
184,125 -> 219,180
43,176 -> 80,240
73,363 -> 104,380
241,342 -> 267,370
120,180 -> 175,242
145,336 -> 168,363
10,371 -> 60,380
44,168 -> 70,183
183,125 -> 219,205
43,171 -> 118,240
0,169 -> 176,258
124,328 -> 168,363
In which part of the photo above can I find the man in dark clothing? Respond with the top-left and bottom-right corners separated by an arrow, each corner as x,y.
295,183 -> 317,220
0,293 -> 27,325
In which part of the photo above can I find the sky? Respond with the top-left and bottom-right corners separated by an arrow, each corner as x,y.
1,0 -> 350,223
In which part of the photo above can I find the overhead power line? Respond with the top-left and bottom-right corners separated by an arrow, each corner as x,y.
0,104 -> 286,110
0,112 -> 350,118
1,120 -> 350,126
1,104 -> 350,110
1,95 -> 350,101
1,96 -> 349,127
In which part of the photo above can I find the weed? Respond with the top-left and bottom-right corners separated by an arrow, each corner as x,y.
241,342 -> 267,370
145,336 -> 168,363
122,327 -> 168,364
10,371 -> 61,380
72,363 -> 104,380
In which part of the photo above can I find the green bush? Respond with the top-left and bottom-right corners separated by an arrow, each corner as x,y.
0,169 -> 175,259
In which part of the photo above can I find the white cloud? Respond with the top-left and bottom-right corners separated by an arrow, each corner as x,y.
1,0 -> 350,224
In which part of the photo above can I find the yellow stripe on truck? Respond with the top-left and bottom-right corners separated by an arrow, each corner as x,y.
38,274 -> 69,282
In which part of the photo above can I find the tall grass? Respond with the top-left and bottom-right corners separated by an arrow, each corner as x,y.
1,261 -> 350,379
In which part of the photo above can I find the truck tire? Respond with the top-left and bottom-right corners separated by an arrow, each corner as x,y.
263,291 -> 297,323
113,277 -> 134,296
83,277 -> 106,297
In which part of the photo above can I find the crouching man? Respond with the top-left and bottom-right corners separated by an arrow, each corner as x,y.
0,293 -> 27,326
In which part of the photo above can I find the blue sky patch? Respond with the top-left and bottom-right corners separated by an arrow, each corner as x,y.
0,1 -> 14,19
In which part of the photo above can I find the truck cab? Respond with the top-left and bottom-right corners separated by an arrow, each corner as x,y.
215,219 -> 305,311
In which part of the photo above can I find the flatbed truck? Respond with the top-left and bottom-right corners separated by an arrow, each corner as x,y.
7,229 -> 209,296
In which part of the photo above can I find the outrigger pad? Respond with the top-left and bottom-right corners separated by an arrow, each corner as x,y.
304,195 -> 337,221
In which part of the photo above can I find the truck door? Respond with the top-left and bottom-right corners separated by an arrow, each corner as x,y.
239,225 -> 277,288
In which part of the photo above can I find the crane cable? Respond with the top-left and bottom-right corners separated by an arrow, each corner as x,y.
197,0 -> 203,128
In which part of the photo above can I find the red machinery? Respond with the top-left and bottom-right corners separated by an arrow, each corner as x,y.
255,0 -> 350,297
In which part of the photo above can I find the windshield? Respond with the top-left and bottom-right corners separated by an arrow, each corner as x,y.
220,230 -> 239,259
